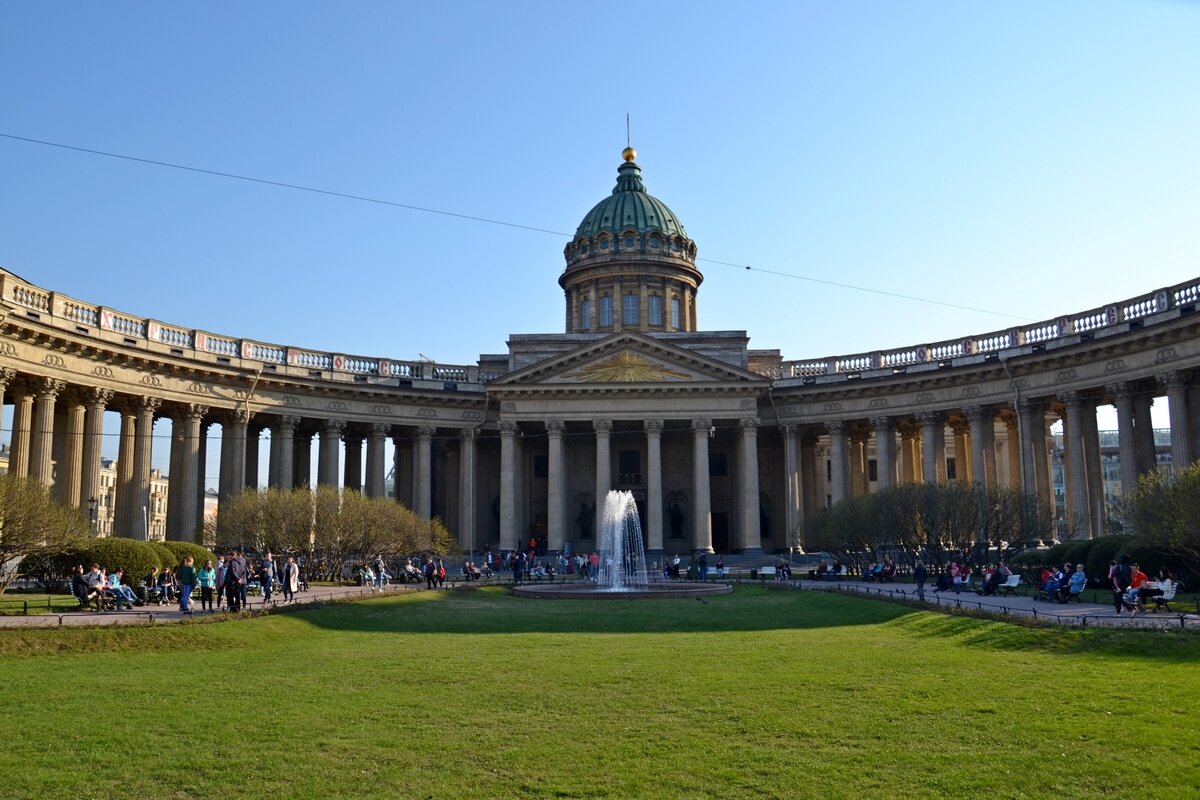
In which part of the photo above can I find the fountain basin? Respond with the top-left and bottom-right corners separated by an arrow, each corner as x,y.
511,582 -> 732,600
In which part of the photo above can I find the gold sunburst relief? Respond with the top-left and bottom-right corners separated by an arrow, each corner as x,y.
563,351 -> 692,383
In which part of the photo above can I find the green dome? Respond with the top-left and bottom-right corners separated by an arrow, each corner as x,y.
574,160 -> 688,240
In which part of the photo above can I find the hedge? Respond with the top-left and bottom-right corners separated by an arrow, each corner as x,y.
76,538 -> 164,585
162,541 -> 217,568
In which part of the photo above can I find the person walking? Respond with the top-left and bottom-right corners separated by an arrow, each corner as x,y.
214,555 -> 226,610
259,552 -> 276,603
1112,554 -> 1133,615
282,556 -> 299,604
177,556 -> 197,614
222,550 -> 248,611
197,559 -> 216,611
913,560 -> 928,601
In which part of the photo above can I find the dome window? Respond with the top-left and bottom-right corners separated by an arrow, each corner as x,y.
600,238 -> 610,250
624,235 -> 635,249
649,236 -> 659,249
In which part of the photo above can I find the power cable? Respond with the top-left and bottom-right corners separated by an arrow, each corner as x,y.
0,132 -> 1029,321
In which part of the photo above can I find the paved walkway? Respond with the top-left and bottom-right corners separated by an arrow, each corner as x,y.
0,581 -> 429,629
792,578 -> 1200,629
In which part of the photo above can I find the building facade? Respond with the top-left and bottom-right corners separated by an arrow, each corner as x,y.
2,149 -> 1199,554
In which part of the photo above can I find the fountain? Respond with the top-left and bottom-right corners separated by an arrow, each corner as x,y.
511,490 -> 731,600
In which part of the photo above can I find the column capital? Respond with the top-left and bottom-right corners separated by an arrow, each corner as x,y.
369,423 -> 391,437
915,411 -> 943,427
691,418 -> 712,434
1058,390 -> 1083,408
498,421 -> 519,437
416,425 -> 436,439
643,419 -> 664,436
1017,398 -> 1046,415
276,415 -> 301,434
869,415 -> 893,432
85,386 -> 114,408
824,419 -> 845,435
1106,381 -> 1134,399
37,377 -> 66,399
593,419 -> 613,436
137,396 -> 162,415
848,427 -> 870,445
184,403 -> 209,421
739,417 -> 760,432
545,420 -> 566,437
324,418 -> 348,436
948,418 -> 970,436
1158,371 -> 1189,391
0,367 -> 15,386
459,427 -> 476,443
341,430 -> 364,445
963,405 -> 993,424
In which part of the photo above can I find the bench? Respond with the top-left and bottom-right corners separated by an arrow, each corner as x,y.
1150,582 -> 1179,612
997,574 -> 1022,596
757,567 -> 776,579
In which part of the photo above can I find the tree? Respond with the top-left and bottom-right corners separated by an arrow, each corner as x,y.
0,474 -> 89,593
1118,464 -> 1200,569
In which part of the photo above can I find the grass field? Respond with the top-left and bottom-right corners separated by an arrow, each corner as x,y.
1,586 -> 1197,799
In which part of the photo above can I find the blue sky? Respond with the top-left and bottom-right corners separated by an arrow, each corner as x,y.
2,1 -> 1197,477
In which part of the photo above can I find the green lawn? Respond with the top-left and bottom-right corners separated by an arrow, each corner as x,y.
1,586 -> 1197,799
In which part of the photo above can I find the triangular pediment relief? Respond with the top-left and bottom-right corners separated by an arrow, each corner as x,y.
491,331 -> 767,387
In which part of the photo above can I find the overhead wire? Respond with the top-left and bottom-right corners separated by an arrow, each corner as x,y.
0,131 -> 1029,321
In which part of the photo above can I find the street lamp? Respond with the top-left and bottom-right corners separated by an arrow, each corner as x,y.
87,496 -> 98,535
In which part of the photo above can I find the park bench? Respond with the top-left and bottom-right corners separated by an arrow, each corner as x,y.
757,567 -> 776,580
1150,582 -> 1179,612
997,574 -> 1022,596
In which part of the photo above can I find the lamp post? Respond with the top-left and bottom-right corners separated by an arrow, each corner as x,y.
87,496 -> 98,535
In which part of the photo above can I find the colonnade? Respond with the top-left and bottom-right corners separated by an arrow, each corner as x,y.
812,371 -> 1198,539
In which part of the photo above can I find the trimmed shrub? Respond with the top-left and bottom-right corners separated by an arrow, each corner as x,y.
161,541 -> 217,568
1085,535 -> 1130,588
148,542 -> 180,572
76,538 -> 162,586
1115,538 -> 1193,586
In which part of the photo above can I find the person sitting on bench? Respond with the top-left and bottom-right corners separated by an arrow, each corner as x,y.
1138,568 -> 1174,605
107,569 -> 136,610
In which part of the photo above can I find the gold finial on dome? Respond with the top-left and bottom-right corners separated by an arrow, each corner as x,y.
622,146 -> 637,162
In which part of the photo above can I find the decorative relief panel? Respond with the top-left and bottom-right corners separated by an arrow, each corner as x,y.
1104,359 -> 1126,373
1057,369 -> 1077,382
961,386 -> 980,398
326,400 -> 348,411
562,351 -> 691,383
416,408 -> 439,418
139,374 -> 162,387
281,395 -> 302,407
43,354 -> 65,368
0,342 -> 16,356
915,391 -> 934,403
1155,347 -> 1178,364
822,402 -> 843,413
867,398 -> 889,409
92,365 -> 114,378
461,410 -> 483,421
371,404 -> 392,415
188,382 -> 213,395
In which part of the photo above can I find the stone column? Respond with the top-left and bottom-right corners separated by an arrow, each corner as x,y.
781,425 -> 800,551
965,406 -> 996,486
897,421 -> 920,484
691,418 -> 712,553
1133,393 -> 1157,475
113,405 -> 136,537
166,415 -> 185,538
949,419 -> 970,482
593,419 -> 612,534
80,387 -> 111,519
29,377 -> 64,485
870,416 -> 895,492
170,404 -> 206,541
195,422 -> 210,536
58,393 -> 85,507
343,432 -> 363,492
293,429 -> 312,489
1109,384 -> 1139,497
644,419 -> 664,556
0,369 -> 12,435
392,434 -> 412,506
1079,397 -> 1104,539
365,424 -> 388,498
737,418 -> 762,554
7,386 -> 34,479
1003,415 -> 1021,488
918,412 -> 946,484
1161,372 -> 1194,469
318,419 -> 346,488
1059,391 -> 1090,540
270,416 -> 298,489
498,421 -> 518,551
244,427 -> 261,491
799,432 -> 818,518
546,421 -> 566,552
1017,400 -> 1050,508
219,409 -> 249,505
132,397 -> 161,540
825,420 -> 849,504
459,429 -> 477,552
848,427 -> 869,496
414,425 -> 435,518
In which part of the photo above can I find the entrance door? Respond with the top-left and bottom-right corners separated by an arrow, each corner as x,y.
712,512 -> 729,554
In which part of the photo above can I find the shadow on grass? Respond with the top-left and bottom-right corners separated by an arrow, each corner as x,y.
288,584 -> 921,636
291,585 -> 1200,663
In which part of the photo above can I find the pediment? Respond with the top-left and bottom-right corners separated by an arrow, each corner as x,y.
491,331 -> 766,388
